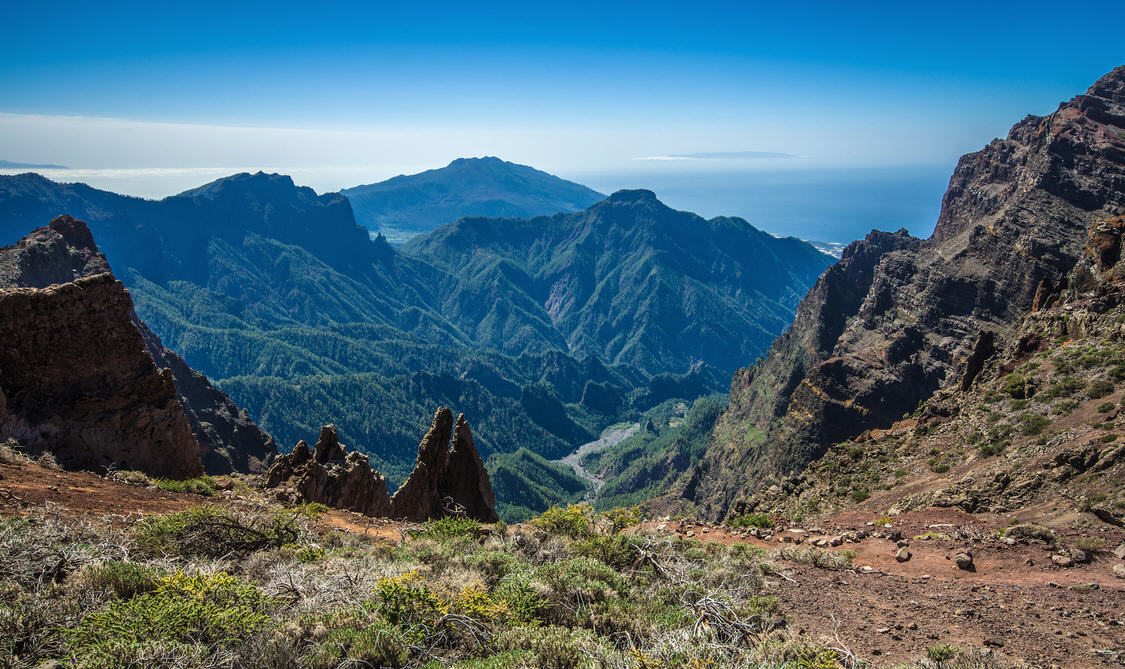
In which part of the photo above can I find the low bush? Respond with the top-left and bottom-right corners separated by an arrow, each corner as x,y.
67,571 -> 273,667
152,476 -> 218,497
729,512 -> 774,529
1086,380 -> 1115,399
134,506 -> 301,557
531,504 -> 594,538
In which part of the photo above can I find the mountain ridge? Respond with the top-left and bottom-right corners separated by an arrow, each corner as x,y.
674,65 -> 1125,521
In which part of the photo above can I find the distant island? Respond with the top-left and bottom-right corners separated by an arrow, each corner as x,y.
0,159 -> 68,169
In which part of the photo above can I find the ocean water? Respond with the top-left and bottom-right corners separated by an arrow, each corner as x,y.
575,165 -> 952,246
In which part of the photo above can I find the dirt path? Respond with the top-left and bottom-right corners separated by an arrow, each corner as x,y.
554,423 -> 639,494
644,510 -> 1125,667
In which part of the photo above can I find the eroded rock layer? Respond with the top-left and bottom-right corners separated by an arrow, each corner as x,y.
0,272 -> 202,477
0,216 -> 276,475
682,65 -> 1125,520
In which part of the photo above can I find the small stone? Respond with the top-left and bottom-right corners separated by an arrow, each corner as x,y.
685,531 -> 695,537
984,637 -> 1004,648
1003,537 -> 1017,545
1112,542 -> 1125,560
1113,563 -> 1125,579
701,527 -> 710,534
656,524 -> 666,531
954,551 -> 974,570
1051,554 -> 1074,568
895,546 -> 912,563
907,621 -> 918,630
1068,548 -> 1088,563
877,627 -> 891,633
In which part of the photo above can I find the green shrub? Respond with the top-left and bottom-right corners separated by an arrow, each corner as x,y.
729,512 -> 774,529
1097,401 -> 1115,413
1086,380 -> 1115,399
925,643 -> 959,662
1000,373 -> 1026,399
531,504 -> 594,538
1101,433 -> 1118,443
1018,413 -> 1050,435
571,534 -> 640,570
374,571 -> 443,627
152,476 -> 218,497
67,572 -> 272,666
317,620 -> 411,668
1073,536 -> 1107,552
598,506 -> 643,533
134,506 -> 300,557
288,502 -> 329,517
775,547 -> 855,570
1052,399 -> 1081,414
495,579 -> 547,626
850,489 -> 870,503
422,515 -> 481,540
81,561 -> 162,599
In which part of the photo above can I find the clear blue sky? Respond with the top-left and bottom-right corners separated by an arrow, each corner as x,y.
0,0 -> 1122,185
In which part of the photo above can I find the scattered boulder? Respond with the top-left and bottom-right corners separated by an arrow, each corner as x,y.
266,425 -> 391,517
1051,554 -> 1074,568
895,546 -> 912,563
1113,564 -> 1125,579
954,551 -> 974,570
1112,542 -> 1125,560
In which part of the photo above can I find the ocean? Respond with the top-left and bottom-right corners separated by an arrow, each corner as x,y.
575,165 -> 952,246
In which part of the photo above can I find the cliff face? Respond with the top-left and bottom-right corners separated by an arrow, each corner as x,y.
683,66 -> 1125,520
0,216 -> 275,476
0,271 -> 202,477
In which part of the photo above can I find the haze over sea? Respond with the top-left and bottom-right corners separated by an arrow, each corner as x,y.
0,163 -> 948,247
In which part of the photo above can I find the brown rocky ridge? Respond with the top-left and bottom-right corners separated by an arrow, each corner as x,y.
0,216 -> 276,477
0,217 -> 202,477
675,65 -> 1125,521
267,407 -> 498,522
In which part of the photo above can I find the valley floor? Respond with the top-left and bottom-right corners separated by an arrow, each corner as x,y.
1,459 -> 1123,667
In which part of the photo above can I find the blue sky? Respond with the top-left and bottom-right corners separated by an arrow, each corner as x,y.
0,0 -> 1122,192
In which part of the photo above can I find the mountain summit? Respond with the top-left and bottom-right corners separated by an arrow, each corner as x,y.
342,157 -> 604,243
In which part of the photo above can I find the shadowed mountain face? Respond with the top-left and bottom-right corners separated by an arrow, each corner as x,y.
678,65 -> 1125,521
342,157 -> 605,243
405,189 -> 833,376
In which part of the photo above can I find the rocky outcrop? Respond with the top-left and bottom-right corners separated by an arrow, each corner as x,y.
267,409 -> 498,522
265,425 -> 391,516
682,66 -> 1125,521
0,216 -> 276,475
390,408 -> 499,522
0,272 -> 202,477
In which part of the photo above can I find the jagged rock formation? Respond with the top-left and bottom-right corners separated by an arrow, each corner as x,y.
0,223 -> 202,476
390,408 -> 499,522
267,408 -> 498,522
265,425 -> 391,516
681,66 -> 1125,521
0,216 -> 275,476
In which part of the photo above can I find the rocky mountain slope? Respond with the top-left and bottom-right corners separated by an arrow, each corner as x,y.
342,156 -> 604,243
0,217 -> 202,477
0,216 -> 276,476
405,188 -> 833,375
678,65 -> 1125,521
